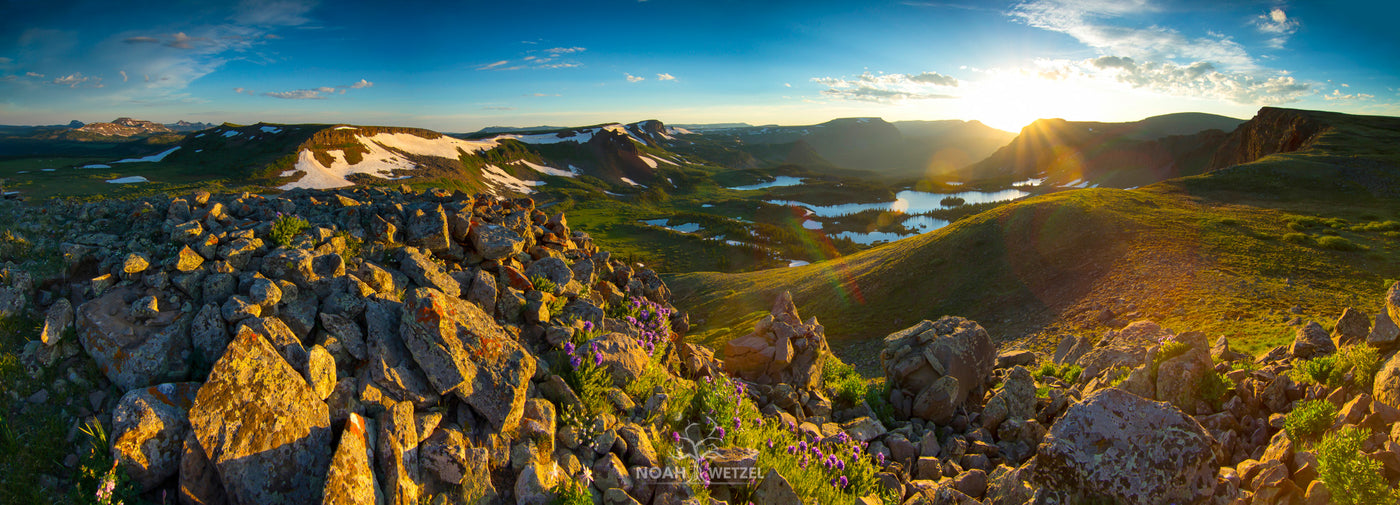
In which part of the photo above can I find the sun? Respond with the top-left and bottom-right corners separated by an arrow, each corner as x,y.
958,70 -> 1119,132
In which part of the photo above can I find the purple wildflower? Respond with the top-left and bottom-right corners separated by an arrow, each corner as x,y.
569,355 -> 581,369
593,352 -> 603,366
563,342 -> 575,354
839,476 -> 849,488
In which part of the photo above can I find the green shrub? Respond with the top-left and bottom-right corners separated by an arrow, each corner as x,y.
1335,345 -> 1381,390
822,355 -> 868,406
1317,235 -> 1362,251
1035,362 -> 1083,383
559,341 -> 615,418
1107,366 -> 1133,388
0,230 -> 32,262
269,213 -> 310,247
531,275 -> 559,294
1316,426 -> 1399,505
1151,340 -> 1190,374
1282,233 -> 1314,245
1199,371 -> 1232,404
1283,399 -> 1338,441
548,479 -> 594,505
1290,355 -> 1336,385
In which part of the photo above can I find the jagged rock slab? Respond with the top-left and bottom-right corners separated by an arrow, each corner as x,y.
1030,388 -> 1218,504
189,328 -> 332,505
400,287 -> 535,432
77,286 -> 192,391
111,382 -> 201,491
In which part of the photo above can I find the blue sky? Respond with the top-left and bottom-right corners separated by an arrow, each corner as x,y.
1,0 -> 1397,132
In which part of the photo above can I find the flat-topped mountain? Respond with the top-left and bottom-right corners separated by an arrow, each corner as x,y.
75,117 -> 173,137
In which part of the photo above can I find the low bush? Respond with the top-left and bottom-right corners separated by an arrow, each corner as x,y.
1317,235 -> 1362,251
1316,426 -> 1398,505
1035,362 -> 1083,383
822,356 -> 868,407
269,213 -> 310,247
1282,233 -> 1314,246
1283,399 -> 1337,441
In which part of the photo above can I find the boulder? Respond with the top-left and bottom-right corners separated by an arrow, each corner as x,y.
982,366 -> 1036,431
40,297 -> 74,346
236,317 -> 310,381
398,248 -> 459,297
378,401 -> 419,505
188,327 -> 333,505
190,303 -> 229,365
1291,322 -> 1336,360
400,287 -> 535,432
365,298 -> 440,407
1374,351 -> 1400,409
77,286 -> 193,391
1369,310 -> 1399,348
588,331 -> 652,389
523,256 -> 573,289
1388,281 -> 1400,328
111,382 -> 201,491
723,291 -> 829,388
322,413 -> 381,504
751,468 -> 799,505
881,316 -> 995,423
514,460 -> 561,505
179,430 -> 226,505
470,223 -> 525,260
1154,343 -> 1214,411
406,205 -> 451,252
1030,388 -> 1218,504
1332,308 -> 1372,347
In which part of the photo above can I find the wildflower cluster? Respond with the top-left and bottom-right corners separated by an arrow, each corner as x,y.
613,296 -> 674,357
561,334 -> 613,416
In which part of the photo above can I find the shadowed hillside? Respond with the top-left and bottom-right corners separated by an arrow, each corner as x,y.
671,107 -> 1400,373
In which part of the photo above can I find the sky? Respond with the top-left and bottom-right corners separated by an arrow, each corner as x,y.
1,0 -> 1397,133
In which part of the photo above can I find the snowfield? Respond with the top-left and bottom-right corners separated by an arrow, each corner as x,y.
106,176 -> 149,184
260,126 -> 282,134
114,147 -> 181,163
516,160 -> 577,178
222,131 -> 240,138
619,177 -> 646,188
280,132 -> 500,190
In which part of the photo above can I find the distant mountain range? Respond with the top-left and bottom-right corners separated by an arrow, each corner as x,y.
958,112 -> 1245,188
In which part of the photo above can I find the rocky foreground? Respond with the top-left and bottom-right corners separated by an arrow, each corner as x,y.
3,186 -> 1400,504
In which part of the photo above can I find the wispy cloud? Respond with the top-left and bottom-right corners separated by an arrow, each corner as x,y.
1009,0 -> 1253,68
477,46 -> 586,71
1076,55 -> 1309,104
119,70 -> 128,82
1254,8 -> 1299,48
656,73 -> 676,81
478,60 -> 509,70
544,46 -> 585,55
811,71 -> 960,102
25,71 -> 44,78
626,73 -> 645,83
250,79 -> 373,99
1324,89 -> 1374,102
51,72 -> 100,88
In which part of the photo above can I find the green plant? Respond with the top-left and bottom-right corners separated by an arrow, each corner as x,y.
334,230 -> 363,258
1035,362 -> 1083,383
1198,370 -> 1232,404
1291,355 -> 1336,385
73,419 -> 142,505
822,355 -> 868,407
269,213 -> 310,247
559,341 -> 615,418
1283,399 -> 1338,441
1107,366 -> 1133,388
1282,233 -> 1314,245
548,479 -> 594,505
1316,426 -> 1398,505
531,275 -> 559,294
1335,345 -> 1381,390
1317,236 -> 1363,251
1151,340 -> 1190,374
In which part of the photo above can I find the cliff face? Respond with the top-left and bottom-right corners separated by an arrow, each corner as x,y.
1207,107 -> 1328,171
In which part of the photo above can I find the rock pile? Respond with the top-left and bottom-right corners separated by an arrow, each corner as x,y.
723,291 -> 829,389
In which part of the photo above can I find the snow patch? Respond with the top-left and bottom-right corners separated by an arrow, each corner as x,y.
642,154 -> 677,167
619,177 -> 646,188
281,132 -> 499,190
495,130 -> 595,145
481,164 -> 544,194
259,126 -> 282,134
106,176 -> 149,184
637,155 -> 657,169
114,146 -> 181,163
517,160 -> 576,178
334,126 -> 357,130
222,130 -> 240,138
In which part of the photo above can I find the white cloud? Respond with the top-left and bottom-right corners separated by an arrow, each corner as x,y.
1070,55 -> 1310,104
120,70 -> 127,82
349,78 -> 372,89
51,72 -> 98,88
1010,0 -> 1253,68
478,60 -> 509,70
264,89 -> 325,99
784,82 -> 792,87
1254,8 -> 1299,48
811,71 -> 960,103
656,73 -> 675,81
25,71 -> 44,78
257,79 -> 374,99
544,46 -> 585,55
626,73 -> 644,83
232,0 -> 318,27
233,86 -> 255,95
1324,89 -> 1374,102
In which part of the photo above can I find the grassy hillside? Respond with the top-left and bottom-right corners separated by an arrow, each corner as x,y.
671,108 -> 1400,374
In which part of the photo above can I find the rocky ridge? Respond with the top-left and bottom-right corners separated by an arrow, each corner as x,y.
2,184 -> 1400,504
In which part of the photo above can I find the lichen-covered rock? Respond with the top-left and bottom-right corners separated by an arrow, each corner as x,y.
235,317 -> 310,381
322,413 -> 381,505
111,382 -> 201,491
1030,388 -> 1219,504
470,223 -> 525,260
589,331 -> 652,389
1371,310 -> 1400,349
78,286 -> 193,391
514,460 -> 561,505
400,287 -> 535,432
1387,281 -> 1400,329
1154,342 -> 1214,411
881,316 -> 995,423
398,247 -> 459,297
179,430 -> 227,505
377,401 -> 419,505
188,328 -> 333,505
366,298 -> 440,407
307,345 -> 337,401
190,303 -> 229,365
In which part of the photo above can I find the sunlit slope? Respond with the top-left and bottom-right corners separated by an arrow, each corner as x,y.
672,108 -> 1400,372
